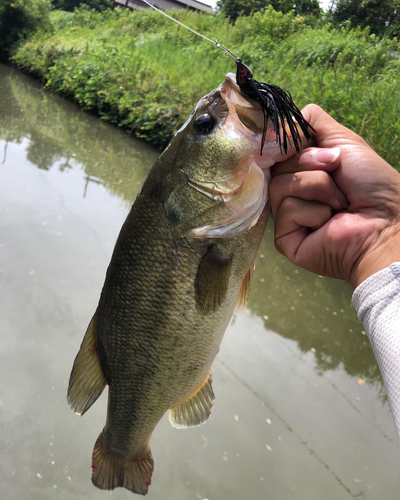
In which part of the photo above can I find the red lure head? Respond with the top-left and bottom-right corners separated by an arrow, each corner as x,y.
235,59 -> 253,87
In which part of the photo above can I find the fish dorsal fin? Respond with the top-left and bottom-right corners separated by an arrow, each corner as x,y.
195,245 -> 233,315
67,311 -> 107,416
235,263 -> 255,314
169,372 -> 215,428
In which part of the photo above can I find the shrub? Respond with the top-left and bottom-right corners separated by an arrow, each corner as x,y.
10,7 -> 400,169
0,0 -> 52,56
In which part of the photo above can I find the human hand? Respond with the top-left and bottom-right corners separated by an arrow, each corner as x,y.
269,104 -> 400,288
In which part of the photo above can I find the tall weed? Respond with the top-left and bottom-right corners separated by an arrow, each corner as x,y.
11,6 -> 400,168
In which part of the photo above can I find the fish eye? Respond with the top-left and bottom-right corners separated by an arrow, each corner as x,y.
194,114 -> 215,135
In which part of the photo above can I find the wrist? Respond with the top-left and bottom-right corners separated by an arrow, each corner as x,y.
350,227 -> 400,288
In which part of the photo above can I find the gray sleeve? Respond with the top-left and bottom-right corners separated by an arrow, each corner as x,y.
352,263 -> 400,436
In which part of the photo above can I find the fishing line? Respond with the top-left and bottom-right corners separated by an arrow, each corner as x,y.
136,0 -> 315,154
138,0 -> 238,60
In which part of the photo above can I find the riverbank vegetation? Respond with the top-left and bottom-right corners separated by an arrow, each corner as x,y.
6,5 -> 400,168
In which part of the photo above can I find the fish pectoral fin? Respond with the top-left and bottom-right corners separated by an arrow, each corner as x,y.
169,372 -> 215,428
235,263 -> 255,314
195,245 -> 233,315
67,311 -> 107,416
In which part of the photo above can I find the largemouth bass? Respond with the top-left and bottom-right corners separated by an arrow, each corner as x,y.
68,73 -> 304,495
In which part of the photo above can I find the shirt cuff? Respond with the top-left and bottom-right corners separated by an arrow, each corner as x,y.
352,263 -> 400,320
351,262 -> 400,437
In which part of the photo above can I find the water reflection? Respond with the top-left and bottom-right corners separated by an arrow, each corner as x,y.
251,230 -> 383,388
0,64 -> 158,205
0,63 -> 382,389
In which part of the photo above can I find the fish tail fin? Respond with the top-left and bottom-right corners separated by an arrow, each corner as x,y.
91,431 -> 154,495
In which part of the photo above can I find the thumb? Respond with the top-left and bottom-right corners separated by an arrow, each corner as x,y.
301,104 -> 365,149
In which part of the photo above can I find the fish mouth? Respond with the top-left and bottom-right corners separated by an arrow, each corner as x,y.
186,74 -> 310,239
185,74 -> 272,240
219,74 -> 280,172
189,73 -> 273,199
220,73 -> 265,138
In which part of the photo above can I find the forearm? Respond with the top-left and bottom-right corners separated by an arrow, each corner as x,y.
352,263 -> 400,436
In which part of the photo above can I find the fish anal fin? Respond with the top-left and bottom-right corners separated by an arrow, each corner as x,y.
169,372 -> 215,428
235,263 -> 255,314
195,245 -> 233,315
92,431 -> 154,495
67,312 -> 107,416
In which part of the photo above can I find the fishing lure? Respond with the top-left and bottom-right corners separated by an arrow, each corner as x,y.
235,59 -> 315,154
137,0 -> 315,155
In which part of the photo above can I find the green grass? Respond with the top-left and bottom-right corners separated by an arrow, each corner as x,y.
11,6 -> 400,168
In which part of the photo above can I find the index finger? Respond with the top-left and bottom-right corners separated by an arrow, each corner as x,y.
271,146 -> 341,177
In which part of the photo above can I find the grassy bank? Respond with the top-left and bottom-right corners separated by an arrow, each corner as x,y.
11,6 -> 400,168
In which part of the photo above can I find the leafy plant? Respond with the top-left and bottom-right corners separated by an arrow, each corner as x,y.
0,0 -> 51,57
10,6 -> 400,170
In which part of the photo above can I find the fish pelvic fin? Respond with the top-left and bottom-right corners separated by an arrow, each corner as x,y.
235,263 -> 255,314
91,431 -> 154,495
169,371 -> 215,428
67,311 -> 107,416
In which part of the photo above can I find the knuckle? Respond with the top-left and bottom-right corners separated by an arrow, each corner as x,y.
303,103 -> 320,114
272,172 -> 292,187
274,237 -> 284,255
269,174 -> 291,201
280,196 -> 299,212
302,103 -> 322,120
269,175 -> 281,190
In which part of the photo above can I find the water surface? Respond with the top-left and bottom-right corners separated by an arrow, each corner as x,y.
0,63 -> 398,500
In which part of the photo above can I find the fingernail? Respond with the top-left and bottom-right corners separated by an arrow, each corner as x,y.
315,147 -> 340,164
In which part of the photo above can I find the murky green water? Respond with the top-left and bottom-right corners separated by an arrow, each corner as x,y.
0,64 -> 398,500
